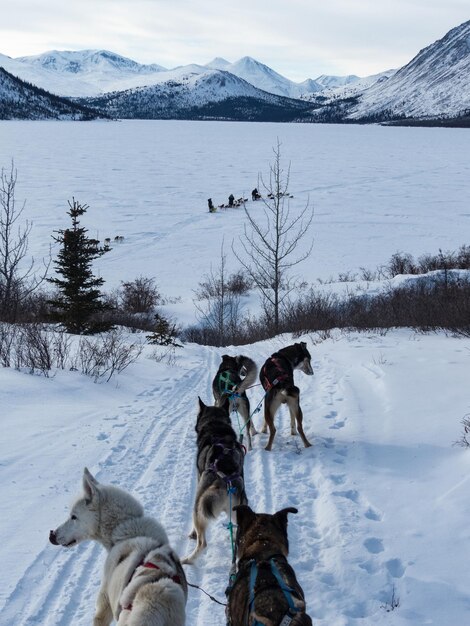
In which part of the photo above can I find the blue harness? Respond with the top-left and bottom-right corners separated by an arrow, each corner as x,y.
248,557 -> 302,626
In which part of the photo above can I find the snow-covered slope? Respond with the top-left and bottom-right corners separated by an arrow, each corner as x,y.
0,50 -> 322,99
1,329 -> 470,625
17,49 -> 166,74
1,19 -> 469,121
315,74 -> 360,88
348,19 -> 470,120
303,69 -> 396,105
0,66 -> 101,120
223,56 -> 322,98
0,49 -> 168,97
205,57 -> 231,70
81,69 -> 313,121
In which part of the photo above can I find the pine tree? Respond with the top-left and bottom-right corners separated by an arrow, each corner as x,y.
47,198 -> 112,334
146,313 -> 181,347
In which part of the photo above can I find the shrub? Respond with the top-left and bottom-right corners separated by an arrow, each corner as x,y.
73,329 -> 143,382
120,276 -> 160,314
147,313 -> 182,347
454,415 -> 470,448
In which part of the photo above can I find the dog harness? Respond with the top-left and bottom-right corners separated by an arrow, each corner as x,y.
226,556 -> 304,626
121,560 -> 183,612
248,558 -> 303,626
208,440 -> 246,482
218,370 -> 239,396
260,355 -> 291,391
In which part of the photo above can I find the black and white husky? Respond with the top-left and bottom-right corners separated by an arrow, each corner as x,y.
49,468 -> 187,626
259,342 -> 314,451
212,354 -> 258,450
182,397 -> 248,564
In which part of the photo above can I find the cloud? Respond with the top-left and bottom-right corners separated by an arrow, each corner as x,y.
0,0 -> 468,79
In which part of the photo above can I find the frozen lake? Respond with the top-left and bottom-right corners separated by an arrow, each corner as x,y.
0,120 -> 468,299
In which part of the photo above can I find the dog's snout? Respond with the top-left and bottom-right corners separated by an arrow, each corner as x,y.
49,530 -> 59,545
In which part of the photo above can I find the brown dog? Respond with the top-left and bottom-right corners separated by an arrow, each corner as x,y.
260,342 -> 313,451
226,505 -> 313,626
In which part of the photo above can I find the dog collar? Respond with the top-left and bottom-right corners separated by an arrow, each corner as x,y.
142,561 -> 182,585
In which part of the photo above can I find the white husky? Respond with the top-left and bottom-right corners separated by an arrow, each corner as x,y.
49,468 -> 187,626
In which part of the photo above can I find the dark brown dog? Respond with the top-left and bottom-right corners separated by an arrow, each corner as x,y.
260,342 -> 313,451
226,505 -> 312,626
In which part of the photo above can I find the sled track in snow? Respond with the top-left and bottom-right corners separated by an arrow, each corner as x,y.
2,339 -> 408,625
1,346 -> 219,625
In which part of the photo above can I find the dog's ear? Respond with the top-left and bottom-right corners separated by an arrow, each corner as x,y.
234,504 -> 256,535
198,397 -> 206,412
83,468 -> 99,502
274,507 -> 298,530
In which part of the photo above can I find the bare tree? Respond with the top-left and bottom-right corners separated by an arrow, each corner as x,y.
233,141 -> 314,333
194,241 -> 243,346
0,162 -> 49,321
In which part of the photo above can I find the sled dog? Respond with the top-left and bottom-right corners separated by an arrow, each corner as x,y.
182,397 -> 248,564
226,505 -> 313,626
212,354 -> 258,450
259,341 -> 313,451
49,468 -> 187,626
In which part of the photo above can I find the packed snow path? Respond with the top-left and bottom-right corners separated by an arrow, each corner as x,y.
1,330 -> 470,625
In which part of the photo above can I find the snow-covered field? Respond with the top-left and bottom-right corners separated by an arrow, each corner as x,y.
0,121 -> 469,311
1,121 -> 470,625
2,331 -> 470,625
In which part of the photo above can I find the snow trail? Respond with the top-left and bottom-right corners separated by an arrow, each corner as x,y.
3,332 -> 470,624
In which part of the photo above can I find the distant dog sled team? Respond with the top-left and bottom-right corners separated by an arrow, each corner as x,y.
50,341 -> 314,624
208,186 -> 294,211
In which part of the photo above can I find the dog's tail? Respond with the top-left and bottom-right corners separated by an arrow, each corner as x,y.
200,476 -> 245,519
234,356 -> 258,395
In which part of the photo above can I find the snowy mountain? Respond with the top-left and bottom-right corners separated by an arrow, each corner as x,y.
0,50 -> 321,99
347,19 -> 470,120
16,49 -> 166,74
315,74 -> 360,88
79,68 -> 314,121
222,56 -> 322,98
1,19 -> 469,122
204,57 -> 231,70
0,49 -> 168,97
0,66 -> 102,120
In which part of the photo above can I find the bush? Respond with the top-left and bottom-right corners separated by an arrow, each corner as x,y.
147,313 -> 182,347
454,415 -> 470,448
0,323 -> 143,381
386,252 -> 416,277
384,246 -> 470,279
183,273 -> 470,346
73,330 -> 143,382
120,276 -> 160,314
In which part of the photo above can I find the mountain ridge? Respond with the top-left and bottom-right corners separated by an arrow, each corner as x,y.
1,19 -> 469,122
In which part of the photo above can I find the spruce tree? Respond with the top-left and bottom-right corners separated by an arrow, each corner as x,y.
47,198 -> 112,334
146,313 -> 181,347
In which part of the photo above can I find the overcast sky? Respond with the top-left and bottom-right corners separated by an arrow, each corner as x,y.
1,0 -> 468,80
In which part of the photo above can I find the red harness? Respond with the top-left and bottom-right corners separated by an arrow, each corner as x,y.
122,560 -> 182,611
261,356 -> 291,391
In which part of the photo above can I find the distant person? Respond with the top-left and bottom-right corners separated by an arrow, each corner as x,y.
228,194 -> 235,207
208,198 -> 215,212
252,187 -> 261,201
